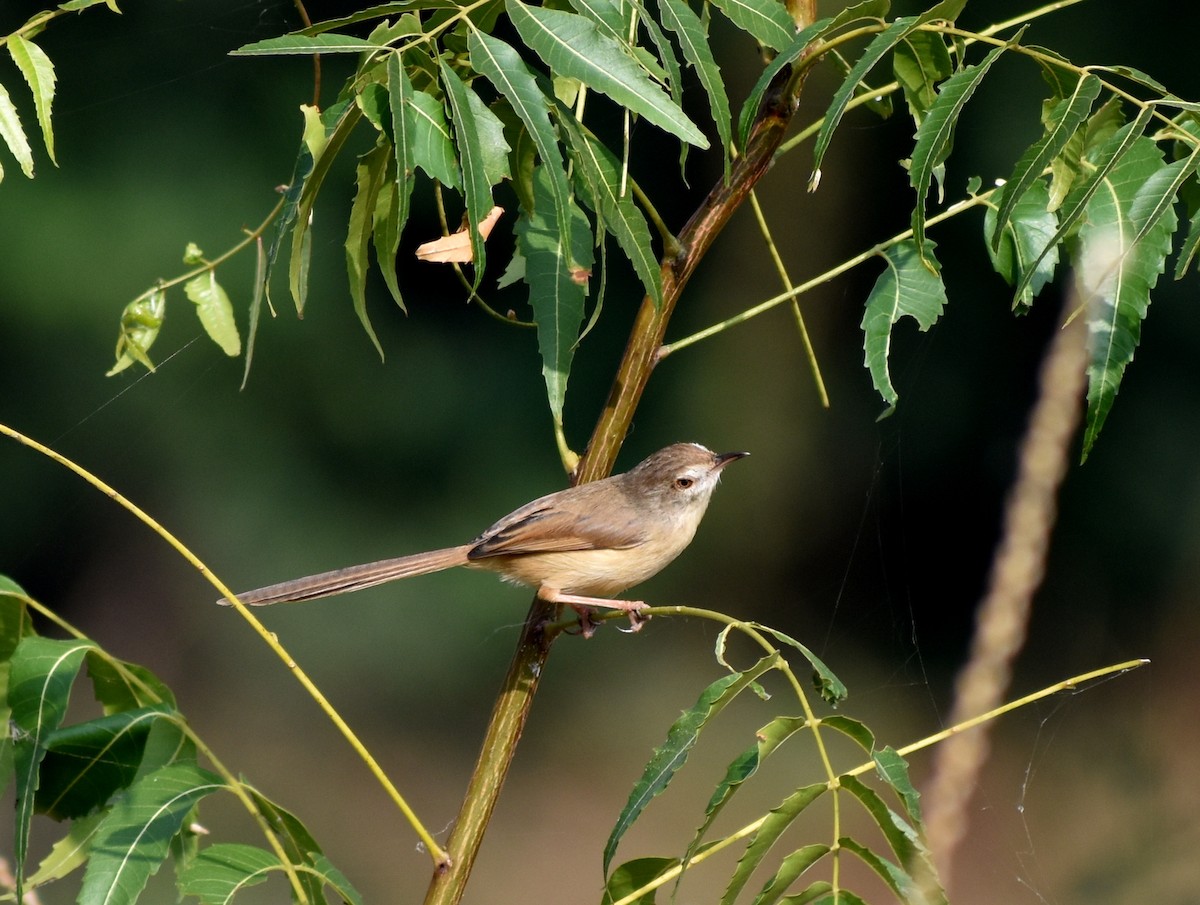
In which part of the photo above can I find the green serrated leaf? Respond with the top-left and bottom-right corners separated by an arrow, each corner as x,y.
23,812 -> 105,889
289,100 -> 362,315
605,654 -> 780,877
35,706 -> 174,820
749,843 -> 830,905
910,37 -> 1014,259
440,59 -> 507,284
233,33 -> 385,55
708,0 -> 794,51
0,80 -> 34,180
892,30 -> 953,128
8,36 -> 57,164
720,786 -> 828,905
658,0 -> 731,179
184,272 -> 241,357
468,29 -> 575,275
738,17 -> 834,148
811,0 -> 965,184
838,836 -> 913,901
246,788 -> 328,905
1174,207 -> 1200,279
991,72 -> 1100,251
1078,138 -> 1180,461
1013,106 -> 1155,304
683,715 -> 808,870
838,774 -> 930,871
346,143 -> 390,359
821,714 -> 875,753
557,116 -> 662,306
601,857 -> 678,905
178,844 -> 279,904
376,55 -> 416,308
519,165 -> 594,425
506,0 -> 707,147
10,637 -> 96,898
408,89 -> 461,189
241,234 -> 267,389
873,746 -> 923,823
861,238 -> 947,406
80,762 -> 225,905
984,177 -> 1059,311
568,0 -> 629,43
749,623 -> 847,704
310,852 -> 364,905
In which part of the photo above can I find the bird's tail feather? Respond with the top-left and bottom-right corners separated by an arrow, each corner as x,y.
222,545 -> 473,606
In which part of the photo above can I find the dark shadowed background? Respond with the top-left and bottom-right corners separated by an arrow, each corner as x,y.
2,0 -> 1197,902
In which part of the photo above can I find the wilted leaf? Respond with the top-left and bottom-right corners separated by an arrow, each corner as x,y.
416,206 -> 505,262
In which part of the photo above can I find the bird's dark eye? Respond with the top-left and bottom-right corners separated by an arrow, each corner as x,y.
674,477 -> 695,490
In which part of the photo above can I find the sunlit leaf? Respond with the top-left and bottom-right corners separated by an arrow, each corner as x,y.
0,80 -> 34,180
707,0 -> 794,51
1078,138 -> 1180,460
178,844 -> 278,904
184,271 -> 241,357
80,762 -> 225,905
24,812 -> 105,889
507,0 -> 707,147
8,36 -> 57,164
9,637 -> 95,897
604,653 -> 780,877
1012,107 -> 1154,305
991,72 -> 1100,250
861,238 -> 947,406
233,33 -> 386,55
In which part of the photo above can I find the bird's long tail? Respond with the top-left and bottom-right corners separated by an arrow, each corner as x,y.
222,545 -> 473,606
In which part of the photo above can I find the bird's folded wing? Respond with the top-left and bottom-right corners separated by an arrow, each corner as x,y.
468,504 -> 646,559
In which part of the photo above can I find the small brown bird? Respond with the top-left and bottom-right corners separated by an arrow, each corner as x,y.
227,443 -> 747,628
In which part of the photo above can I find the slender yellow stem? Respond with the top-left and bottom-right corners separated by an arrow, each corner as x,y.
660,191 -> 993,358
747,188 -> 830,407
0,422 -> 450,869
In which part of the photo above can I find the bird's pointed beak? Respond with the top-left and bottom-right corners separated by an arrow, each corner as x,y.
714,450 -> 750,469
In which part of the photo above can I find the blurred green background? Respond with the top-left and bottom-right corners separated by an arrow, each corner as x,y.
2,0 -> 1198,902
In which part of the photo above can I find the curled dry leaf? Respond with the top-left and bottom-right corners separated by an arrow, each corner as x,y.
416,206 -> 504,263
